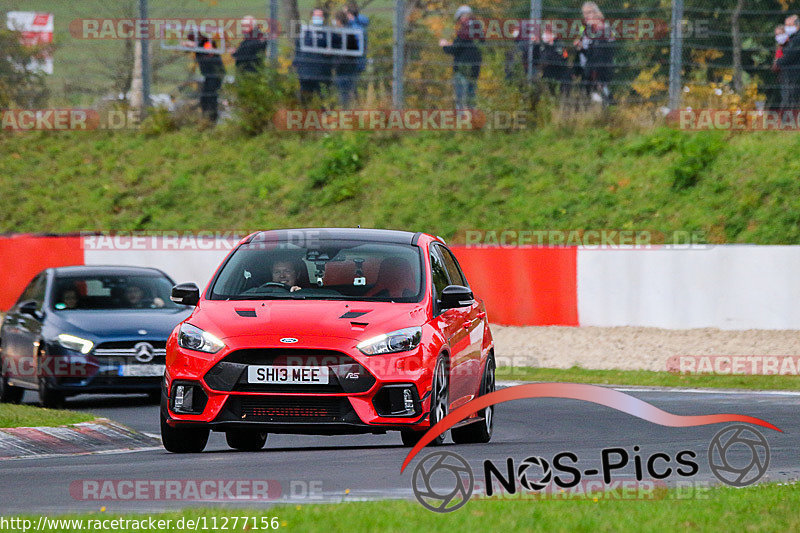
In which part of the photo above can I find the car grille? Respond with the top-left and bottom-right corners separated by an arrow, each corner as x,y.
204,349 -> 375,394
238,396 -> 350,422
93,341 -> 167,359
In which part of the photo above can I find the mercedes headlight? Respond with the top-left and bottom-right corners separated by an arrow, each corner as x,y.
178,323 -> 225,354
357,327 -> 422,356
57,334 -> 94,355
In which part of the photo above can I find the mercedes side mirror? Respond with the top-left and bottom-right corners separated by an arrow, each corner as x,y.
171,283 -> 200,306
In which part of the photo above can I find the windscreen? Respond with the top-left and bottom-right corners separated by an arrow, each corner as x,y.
210,239 -> 424,302
52,274 -> 183,310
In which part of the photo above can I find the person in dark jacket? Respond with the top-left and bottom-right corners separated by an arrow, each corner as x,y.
506,27 -> 570,96
574,2 -> 614,105
440,5 -> 483,110
332,9 -> 360,107
186,33 -> 225,122
776,15 -> 800,109
346,1 -> 370,76
232,16 -> 268,75
293,8 -> 333,104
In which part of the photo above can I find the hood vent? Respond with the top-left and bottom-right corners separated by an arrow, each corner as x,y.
340,310 -> 370,319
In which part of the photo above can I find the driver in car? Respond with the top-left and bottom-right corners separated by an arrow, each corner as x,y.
271,260 -> 305,293
60,288 -> 80,309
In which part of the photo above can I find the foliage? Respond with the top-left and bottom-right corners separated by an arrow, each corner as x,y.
0,29 -> 51,108
229,67 -> 300,135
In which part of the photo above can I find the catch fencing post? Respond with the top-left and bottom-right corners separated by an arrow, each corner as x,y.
392,0 -> 406,109
269,0 -> 279,62
528,0 -> 542,85
668,0 -> 684,110
139,0 -> 151,111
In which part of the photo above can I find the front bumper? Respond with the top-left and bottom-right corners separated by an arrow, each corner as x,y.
164,337 -> 436,434
40,343 -> 165,394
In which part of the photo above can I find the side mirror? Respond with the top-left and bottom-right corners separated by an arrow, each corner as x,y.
18,300 -> 42,319
439,285 -> 474,310
171,283 -> 200,306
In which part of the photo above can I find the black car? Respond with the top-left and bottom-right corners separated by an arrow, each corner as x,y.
0,266 -> 192,407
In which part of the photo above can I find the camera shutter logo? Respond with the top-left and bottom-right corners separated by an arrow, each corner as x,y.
133,342 -> 155,363
411,451 -> 473,513
708,424 -> 770,487
517,456 -> 552,491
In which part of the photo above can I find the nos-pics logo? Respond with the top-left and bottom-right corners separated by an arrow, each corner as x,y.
411,424 -> 770,513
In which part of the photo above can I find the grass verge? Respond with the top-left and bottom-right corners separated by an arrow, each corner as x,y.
10,482 -> 800,532
496,366 -> 800,390
0,403 -> 96,428
3,126 -> 800,244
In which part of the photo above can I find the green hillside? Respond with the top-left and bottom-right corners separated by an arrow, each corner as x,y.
2,124 -> 799,244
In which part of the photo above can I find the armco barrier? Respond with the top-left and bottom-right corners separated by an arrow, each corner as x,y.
2,235 -> 799,330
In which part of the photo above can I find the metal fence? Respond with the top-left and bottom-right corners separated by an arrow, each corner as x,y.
0,0 -> 798,117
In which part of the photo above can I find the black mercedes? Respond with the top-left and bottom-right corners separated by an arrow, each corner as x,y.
0,266 -> 192,407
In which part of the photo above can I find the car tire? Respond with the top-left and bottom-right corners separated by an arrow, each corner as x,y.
451,354 -> 495,445
225,429 -> 268,452
0,354 -> 24,404
402,356 -> 449,447
160,410 -> 209,453
38,377 -> 64,409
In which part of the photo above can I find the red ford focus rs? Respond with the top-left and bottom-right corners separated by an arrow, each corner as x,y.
161,228 -> 495,453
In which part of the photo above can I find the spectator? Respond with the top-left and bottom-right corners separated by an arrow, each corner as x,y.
777,15 -> 800,109
507,26 -> 571,95
232,15 -> 268,75
440,5 -> 484,110
332,10 -> 359,107
293,8 -> 333,104
184,33 -> 225,122
346,1 -> 370,77
769,25 -> 787,110
574,2 -> 615,105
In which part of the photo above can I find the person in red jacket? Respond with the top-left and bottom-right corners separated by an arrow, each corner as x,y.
770,25 -> 787,111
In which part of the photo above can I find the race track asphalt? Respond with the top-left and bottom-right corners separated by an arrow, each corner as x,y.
1,387 -> 798,514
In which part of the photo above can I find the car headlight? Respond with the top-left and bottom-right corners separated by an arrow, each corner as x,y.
357,327 -> 422,356
178,323 -> 225,354
57,334 -> 94,355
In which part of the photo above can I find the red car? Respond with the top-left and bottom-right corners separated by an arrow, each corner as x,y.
161,228 -> 495,453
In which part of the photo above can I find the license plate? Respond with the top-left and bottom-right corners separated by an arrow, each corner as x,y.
248,365 -> 329,385
118,364 -> 166,377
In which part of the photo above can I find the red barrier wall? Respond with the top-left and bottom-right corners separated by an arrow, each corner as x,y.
0,237 -> 580,326
450,247 -> 578,326
0,235 -> 84,310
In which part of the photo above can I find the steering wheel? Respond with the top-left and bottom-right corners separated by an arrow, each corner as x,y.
258,282 -> 290,291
